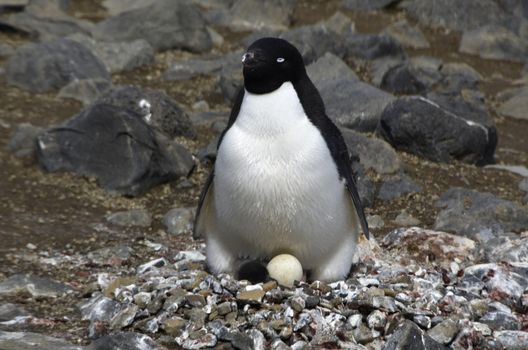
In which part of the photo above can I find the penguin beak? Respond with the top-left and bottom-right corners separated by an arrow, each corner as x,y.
242,50 -> 262,67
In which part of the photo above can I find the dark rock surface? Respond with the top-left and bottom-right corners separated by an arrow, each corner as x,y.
5,38 -> 110,92
459,25 -> 528,62
87,332 -> 165,350
341,129 -> 402,175
0,331 -> 84,350
497,86 -> 528,120
319,78 -> 395,132
0,274 -> 72,297
67,33 -> 155,73
92,0 -> 212,53
342,0 -> 399,11
164,51 -> 241,81
0,303 -> 29,322
377,173 -> 422,201
379,96 -> 497,165
8,122 -> 44,158
384,320 -> 449,350
398,0 -> 510,32
0,0 -> 93,41
434,187 -> 528,243
35,104 -> 194,196
107,209 -> 152,228
96,85 -> 195,138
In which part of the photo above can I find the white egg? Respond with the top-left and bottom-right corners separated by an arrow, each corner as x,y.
266,254 -> 303,288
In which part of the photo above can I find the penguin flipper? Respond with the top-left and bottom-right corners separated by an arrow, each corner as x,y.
193,169 -> 215,239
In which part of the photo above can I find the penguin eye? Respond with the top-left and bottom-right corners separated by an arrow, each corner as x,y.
276,57 -> 285,63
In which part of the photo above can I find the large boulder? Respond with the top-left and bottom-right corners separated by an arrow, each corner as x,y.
398,0 -> 510,32
5,38 -> 109,92
36,104 -> 194,196
378,96 -> 496,165
96,85 -> 195,138
434,187 -> 528,243
92,0 -> 212,53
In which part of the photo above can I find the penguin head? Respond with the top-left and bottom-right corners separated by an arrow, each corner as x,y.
242,37 -> 306,94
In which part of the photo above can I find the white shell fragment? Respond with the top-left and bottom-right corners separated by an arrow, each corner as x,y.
266,254 -> 303,288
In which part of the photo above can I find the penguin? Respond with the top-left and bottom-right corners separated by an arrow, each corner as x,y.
194,37 -> 369,282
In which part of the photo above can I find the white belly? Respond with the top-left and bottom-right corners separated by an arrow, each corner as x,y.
212,82 -> 358,269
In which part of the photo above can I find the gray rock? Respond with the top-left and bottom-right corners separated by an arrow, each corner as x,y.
101,0 -> 157,16
383,20 -> 430,49
214,0 -> 294,32
67,33 -> 154,73
197,136 -> 220,162
383,320 -> 449,349
0,43 -> 15,58
320,78 -> 395,132
0,331 -> 84,350
317,11 -> 355,35
96,85 -> 194,138
426,318 -> 458,345
341,129 -> 402,175
342,0 -> 399,11
0,303 -> 29,322
497,86 -> 528,121
0,0 -> 28,6
393,210 -> 421,227
479,311 -> 520,331
87,332 -> 165,350
344,34 -> 405,61
36,104 -> 194,196
0,1 -> 93,41
381,227 -> 476,268
5,38 -> 109,92
398,0 -> 510,32
485,237 -> 528,263
109,304 -> 139,329
377,173 -> 421,201
307,52 -> 358,88
491,330 -> 528,350
459,25 -> 528,62
0,274 -> 72,297
7,123 -> 44,158
461,263 -> 528,308
163,207 -> 194,235
379,96 -> 496,165
92,0 -> 212,53
380,62 -> 428,95
164,51 -> 241,81
57,78 -> 112,106
280,25 -> 344,64
107,209 -> 152,227
434,188 -> 528,243
367,310 -> 386,330
138,258 -> 168,274
87,245 -> 134,266
80,294 -> 124,323
520,178 -> 528,192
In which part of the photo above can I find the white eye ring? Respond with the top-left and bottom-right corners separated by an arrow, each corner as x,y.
276,57 -> 285,63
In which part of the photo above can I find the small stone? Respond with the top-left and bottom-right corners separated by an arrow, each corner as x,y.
427,318 -> 458,345
162,317 -> 187,336
185,294 -> 206,307
0,303 -> 30,322
137,258 -> 168,274
87,331 -> 164,350
237,288 -> 266,304
133,292 -> 152,309
163,207 -> 194,235
109,304 -> 138,330
290,296 -> 306,312
479,311 -> 520,331
0,274 -> 72,298
107,209 -> 152,227
393,210 -> 421,227
413,314 -> 432,329
367,310 -> 387,330
270,338 -> 291,350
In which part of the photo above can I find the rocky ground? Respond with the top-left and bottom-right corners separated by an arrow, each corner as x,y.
1,0 -> 528,349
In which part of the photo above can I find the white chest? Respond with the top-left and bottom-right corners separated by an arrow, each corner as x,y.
213,83 -> 352,262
